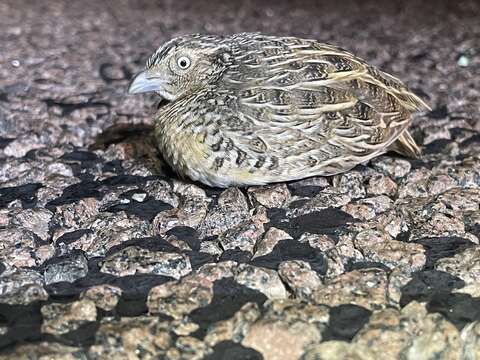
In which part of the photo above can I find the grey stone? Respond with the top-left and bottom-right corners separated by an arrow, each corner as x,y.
100,246 -> 192,279
44,252 -> 89,285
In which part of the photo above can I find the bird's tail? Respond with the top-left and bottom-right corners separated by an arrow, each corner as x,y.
389,130 -> 421,158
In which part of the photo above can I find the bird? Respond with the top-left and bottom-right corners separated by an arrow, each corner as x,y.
128,33 -> 429,188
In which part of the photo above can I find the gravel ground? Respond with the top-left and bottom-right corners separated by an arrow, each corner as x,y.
1,0 -> 480,358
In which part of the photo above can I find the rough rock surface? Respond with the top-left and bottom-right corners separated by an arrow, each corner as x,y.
1,0 -> 479,358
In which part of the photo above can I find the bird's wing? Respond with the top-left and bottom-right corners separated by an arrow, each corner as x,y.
219,35 -> 428,158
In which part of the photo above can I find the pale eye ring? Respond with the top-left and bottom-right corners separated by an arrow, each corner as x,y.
177,56 -> 191,70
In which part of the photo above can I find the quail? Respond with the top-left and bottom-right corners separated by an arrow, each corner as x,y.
128,33 -> 429,187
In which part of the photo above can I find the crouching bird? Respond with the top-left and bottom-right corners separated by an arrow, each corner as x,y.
128,33 -> 429,188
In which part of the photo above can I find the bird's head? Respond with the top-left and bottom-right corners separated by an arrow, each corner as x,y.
128,35 -> 230,101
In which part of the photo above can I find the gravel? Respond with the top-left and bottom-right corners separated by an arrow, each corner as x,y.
1,0 -> 479,358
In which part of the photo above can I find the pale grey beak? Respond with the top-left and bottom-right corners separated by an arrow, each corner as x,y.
128,71 -> 165,94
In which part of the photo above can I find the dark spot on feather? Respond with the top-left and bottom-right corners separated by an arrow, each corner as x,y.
254,92 -> 267,104
263,47 -> 282,57
275,73 -> 297,86
225,139 -> 234,151
213,157 -> 225,170
211,138 -> 223,152
249,137 -> 267,153
269,89 -> 291,105
327,55 -> 353,72
369,128 -> 384,144
268,156 -> 279,170
289,61 -> 303,70
223,116 -> 244,130
299,90 -> 317,107
254,156 -> 266,168
240,89 -> 256,98
236,150 -> 248,165
307,156 -> 318,166
326,111 -> 339,120
352,101 -> 373,120
303,63 -> 329,81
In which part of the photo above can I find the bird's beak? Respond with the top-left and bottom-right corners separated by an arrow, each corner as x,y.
128,70 -> 166,94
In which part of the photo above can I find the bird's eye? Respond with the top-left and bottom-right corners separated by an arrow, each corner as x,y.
177,56 -> 191,70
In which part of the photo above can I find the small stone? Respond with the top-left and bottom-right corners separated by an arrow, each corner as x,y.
242,300 -> 326,360
247,184 -> 290,208
354,230 -> 426,270
253,227 -> 292,258
243,320 -> 321,360
171,336 -> 212,360
171,318 -> 200,336
80,212 -> 152,257
333,171 -> 366,199
9,207 -> 53,241
0,227 -> 52,268
435,246 -> 480,286
197,188 -> 250,238
153,191 -> 209,235
457,54 -> 470,67
131,192 -> 147,202
80,284 -> 123,311
89,316 -> 172,358
234,264 -> 287,300
302,341 -> 375,360
354,302 -> 461,359
3,134 -> 44,158
367,174 -> 397,196
342,203 -> 376,220
44,251 -> 89,285
100,246 -> 192,279
1,342 -> 85,359
278,260 -> 323,300
41,300 -> 97,335
289,189 -> 351,217
148,274 -> 215,318
312,269 -> 388,310
371,156 -> 411,179
200,240 -> 223,256
0,268 -> 48,305
205,302 -> 261,347
219,214 -> 267,254
387,268 -> 414,307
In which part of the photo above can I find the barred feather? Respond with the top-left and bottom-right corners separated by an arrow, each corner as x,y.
139,33 -> 429,187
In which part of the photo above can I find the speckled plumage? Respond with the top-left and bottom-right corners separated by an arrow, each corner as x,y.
129,33 -> 429,187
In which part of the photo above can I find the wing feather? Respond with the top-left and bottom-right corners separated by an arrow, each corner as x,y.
207,34 -> 429,178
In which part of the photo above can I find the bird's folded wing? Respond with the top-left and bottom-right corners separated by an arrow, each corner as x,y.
218,37 -> 428,156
